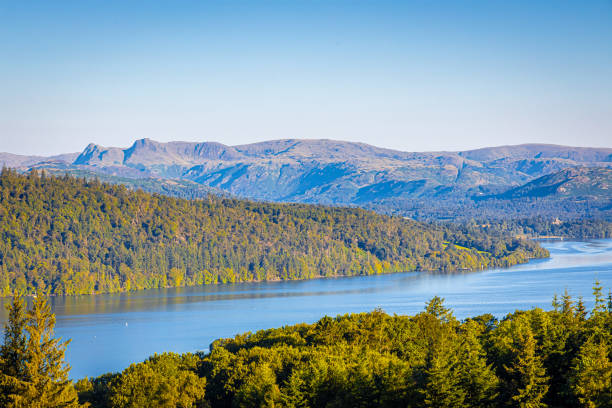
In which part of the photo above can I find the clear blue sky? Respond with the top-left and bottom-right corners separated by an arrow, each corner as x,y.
1,0 -> 611,155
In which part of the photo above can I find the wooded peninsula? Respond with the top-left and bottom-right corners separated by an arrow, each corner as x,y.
0,169 -> 548,297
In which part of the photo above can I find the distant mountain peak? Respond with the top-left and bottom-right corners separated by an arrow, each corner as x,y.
74,143 -> 124,166
132,137 -> 167,149
3,139 -> 612,218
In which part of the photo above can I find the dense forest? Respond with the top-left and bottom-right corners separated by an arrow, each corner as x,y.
0,169 -> 547,296
4,286 -> 609,407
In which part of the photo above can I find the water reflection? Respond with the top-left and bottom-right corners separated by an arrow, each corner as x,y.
67,283 -> 399,317
0,272 -> 421,321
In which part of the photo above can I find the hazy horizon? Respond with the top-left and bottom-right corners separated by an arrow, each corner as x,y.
1,1 -> 611,156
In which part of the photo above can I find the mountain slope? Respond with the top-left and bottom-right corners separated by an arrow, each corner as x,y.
67,139 -> 612,211
380,167 -> 612,222
27,167 -> 227,199
495,167 -> 612,199
0,170 -> 547,296
3,138 -> 612,219
0,152 -> 79,168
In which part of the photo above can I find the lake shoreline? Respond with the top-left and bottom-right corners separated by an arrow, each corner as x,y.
2,238 -> 609,379
9,251 -> 550,299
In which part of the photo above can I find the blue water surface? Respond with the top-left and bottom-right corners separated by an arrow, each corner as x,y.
2,239 -> 611,379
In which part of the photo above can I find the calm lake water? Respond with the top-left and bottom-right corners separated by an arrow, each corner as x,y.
2,239 -> 612,379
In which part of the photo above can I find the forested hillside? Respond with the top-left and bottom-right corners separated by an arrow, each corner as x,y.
72,289 -> 612,408
0,169 -> 547,296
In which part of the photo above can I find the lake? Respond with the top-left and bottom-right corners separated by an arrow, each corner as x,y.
2,239 -> 612,379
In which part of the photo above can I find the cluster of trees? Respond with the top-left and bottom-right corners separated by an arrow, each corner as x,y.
70,284 -> 612,408
0,169 -> 547,296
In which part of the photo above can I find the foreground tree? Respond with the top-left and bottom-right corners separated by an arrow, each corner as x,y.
456,320 -> 499,407
0,292 -> 28,406
570,337 -> 612,408
494,316 -> 550,408
1,295 -> 80,408
421,338 -> 466,408
108,353 -> 206,408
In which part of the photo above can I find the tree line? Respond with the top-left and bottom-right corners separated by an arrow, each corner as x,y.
0,169 -> 547,296
2,285 -> 610,407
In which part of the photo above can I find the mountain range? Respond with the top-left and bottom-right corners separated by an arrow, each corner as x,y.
2,138 -> 611,220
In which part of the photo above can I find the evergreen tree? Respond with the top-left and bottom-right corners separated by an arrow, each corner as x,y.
592,281 -> 606,314
570,337 -> 612,408
561,289 -> 575,315
419,303 -> 466,408
552,294 -> 560,312
0,292 -> 28,406
7,296 -> 80,408
421,339 -> 466,408
577,297 -> 588,320
588,281 -> 609,338
425,296 -> 453,323
109,353 -> 205,408
457,321 -> 499,407
499,320 -> 549,408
